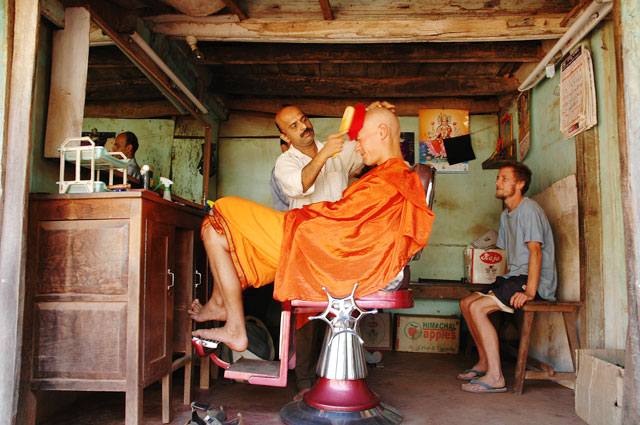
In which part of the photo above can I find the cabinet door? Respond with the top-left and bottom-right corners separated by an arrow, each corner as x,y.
143,217 -> 175,383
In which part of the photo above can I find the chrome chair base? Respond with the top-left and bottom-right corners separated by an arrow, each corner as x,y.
281,399 -> 402,425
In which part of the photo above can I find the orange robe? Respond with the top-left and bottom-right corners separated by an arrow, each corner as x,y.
274,158 -> 434,301
203,158 -> 435,302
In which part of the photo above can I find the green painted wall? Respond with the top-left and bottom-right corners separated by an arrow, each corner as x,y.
219,113 -> 504,315
220,114 -> 502,282
525,21 -> 626,349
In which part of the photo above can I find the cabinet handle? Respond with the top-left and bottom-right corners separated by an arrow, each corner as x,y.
167,269 -> 175,291
194,269 -> 202,288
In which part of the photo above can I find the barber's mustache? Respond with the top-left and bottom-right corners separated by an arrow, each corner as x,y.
301,129 -> 313,137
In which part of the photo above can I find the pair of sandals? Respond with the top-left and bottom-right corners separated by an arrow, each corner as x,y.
185,402 -> 242,425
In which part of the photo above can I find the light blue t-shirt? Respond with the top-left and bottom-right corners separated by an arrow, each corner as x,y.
497,197 -> 557,301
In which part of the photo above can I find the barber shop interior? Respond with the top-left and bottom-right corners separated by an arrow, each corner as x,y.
2,0 -> 639,424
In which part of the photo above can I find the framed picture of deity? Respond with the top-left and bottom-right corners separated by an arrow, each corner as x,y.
418,109 -> 470,173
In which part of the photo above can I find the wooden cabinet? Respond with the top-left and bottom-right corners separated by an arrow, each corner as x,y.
22,191 -> 208,424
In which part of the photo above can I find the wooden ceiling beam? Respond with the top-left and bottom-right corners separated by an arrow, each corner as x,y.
223,97 -> 500,116
84,99 -> 182,118
149,14 -> 569,43
196,41 -> 543,64
210,74 -> 520,97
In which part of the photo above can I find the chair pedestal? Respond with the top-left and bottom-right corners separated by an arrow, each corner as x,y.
281,286 -> 402,425
281,335 -> 402,424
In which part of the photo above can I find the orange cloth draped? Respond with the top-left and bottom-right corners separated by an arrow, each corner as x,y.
202,158 -> 435,302
274,158 -> 434,301
202,198 -> 284,290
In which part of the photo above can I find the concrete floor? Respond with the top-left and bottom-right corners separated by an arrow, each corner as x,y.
40,352 -> 586,425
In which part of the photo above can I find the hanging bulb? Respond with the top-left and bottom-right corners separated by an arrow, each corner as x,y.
186,35 -> 204,61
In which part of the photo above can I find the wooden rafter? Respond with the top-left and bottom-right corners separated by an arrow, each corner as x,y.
222,0 -> 247,20
209,73 -> 520,97
319,0 -> 334,20
196,41 -> 543,64
560,0 -> 588,27
223,97 -> 500,116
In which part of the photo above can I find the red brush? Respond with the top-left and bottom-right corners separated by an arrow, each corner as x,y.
332,103 -> 366,158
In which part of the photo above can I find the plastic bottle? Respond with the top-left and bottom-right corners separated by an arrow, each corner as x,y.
155,177 -> 173,201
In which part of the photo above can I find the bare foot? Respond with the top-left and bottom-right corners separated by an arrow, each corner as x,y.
293,388 -> 311,402
188,299 -> 226,322
192,326 -> 248,352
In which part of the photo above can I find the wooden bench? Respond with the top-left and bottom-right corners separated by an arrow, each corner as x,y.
506,300 -> 581,394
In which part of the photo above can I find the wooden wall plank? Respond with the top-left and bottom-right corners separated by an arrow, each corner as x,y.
613,0 -> 640,422
2,0 -> 40,422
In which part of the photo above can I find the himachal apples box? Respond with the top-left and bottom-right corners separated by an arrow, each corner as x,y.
395,314 -> 459,354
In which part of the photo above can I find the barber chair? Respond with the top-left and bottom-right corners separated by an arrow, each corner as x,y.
193,163 -> 436,424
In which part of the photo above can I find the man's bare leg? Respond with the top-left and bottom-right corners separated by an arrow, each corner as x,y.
191,226 -> 248,352
461,296 -> 504,391
458,293 -> 488,379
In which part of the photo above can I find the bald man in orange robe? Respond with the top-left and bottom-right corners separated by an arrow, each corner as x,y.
189,107 -> 435,352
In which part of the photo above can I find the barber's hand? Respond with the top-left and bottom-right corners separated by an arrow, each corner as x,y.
510,292 -> 534,309
366,101 -> 396,113
323,130 -> 348,158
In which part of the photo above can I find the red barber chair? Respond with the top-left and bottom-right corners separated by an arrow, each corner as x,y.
193,163 -> 436,425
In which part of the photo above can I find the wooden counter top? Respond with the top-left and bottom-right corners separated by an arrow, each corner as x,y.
410,279 -> 480,300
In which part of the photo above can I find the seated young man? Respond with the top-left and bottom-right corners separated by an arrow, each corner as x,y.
458,163 -> 557,393
189,107 -> 435,352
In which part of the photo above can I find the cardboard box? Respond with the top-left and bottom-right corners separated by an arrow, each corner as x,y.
464,247 -> 507,284
359,312 -> 392,350
395,314 -> 459,354
575,349 -> 625,425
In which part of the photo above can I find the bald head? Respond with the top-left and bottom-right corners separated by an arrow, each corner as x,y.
355,107 -> 403,166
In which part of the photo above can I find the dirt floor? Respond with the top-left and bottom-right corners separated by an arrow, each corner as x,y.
38,351 -> 586,425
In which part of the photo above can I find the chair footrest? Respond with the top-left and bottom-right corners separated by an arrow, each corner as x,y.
224,358 -> 282,380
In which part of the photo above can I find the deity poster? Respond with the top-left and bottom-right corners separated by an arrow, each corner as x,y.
419,109 -> 470,173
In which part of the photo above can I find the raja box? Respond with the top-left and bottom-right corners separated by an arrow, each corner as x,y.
359,312 -> 392,350
464,247 -> 507,284
396,314 -> 459,354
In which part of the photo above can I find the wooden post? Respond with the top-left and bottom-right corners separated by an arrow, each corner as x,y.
0,0 -> 40,423
613,0 -> 640,422
575,127 -> 605,349
43,7 -> 90,158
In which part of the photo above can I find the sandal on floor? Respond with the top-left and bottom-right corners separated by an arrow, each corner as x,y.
461,380 -> 507,393
186,402 -> 242,425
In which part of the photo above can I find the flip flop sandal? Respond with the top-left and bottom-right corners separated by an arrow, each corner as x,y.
192,336 -> 219,357
456,368 -> 485,381
461,380 -> 507,393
